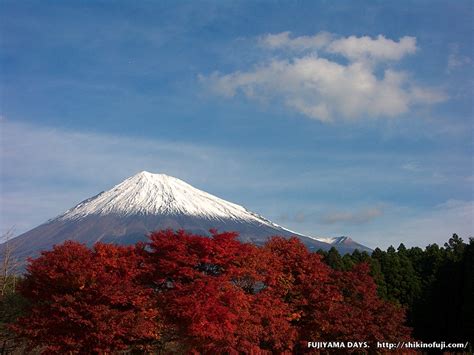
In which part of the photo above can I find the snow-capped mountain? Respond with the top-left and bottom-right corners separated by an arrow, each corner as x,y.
57,172 -> 298,229
2,171 -> 370,265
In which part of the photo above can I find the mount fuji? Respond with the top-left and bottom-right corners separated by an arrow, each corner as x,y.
3,171 -> 371,265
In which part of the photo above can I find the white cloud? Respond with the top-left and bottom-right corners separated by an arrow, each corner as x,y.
202,32 -> 446,122
258,32 -> 416,62
327,35 -> 417,62
259,31 -> 333,51
204,57 -> 443,121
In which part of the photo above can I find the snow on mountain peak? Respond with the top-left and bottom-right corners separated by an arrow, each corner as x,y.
56,171 -> 285,230
313,236 -> 350,244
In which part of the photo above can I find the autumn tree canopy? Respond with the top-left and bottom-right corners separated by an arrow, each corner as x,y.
11,231 -> 412,353
13,241 -> 160,354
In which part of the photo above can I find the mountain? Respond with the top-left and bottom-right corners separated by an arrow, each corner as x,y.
2,171 -> 371,266
314,236 -> 372,254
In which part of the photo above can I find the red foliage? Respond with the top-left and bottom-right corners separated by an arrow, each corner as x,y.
12,231 -> 411,353
259,237 -> 412,350
326,263 -> 412,342
144,230 -> 296,353
13,241 -> 160,354
145,231 -> 411,353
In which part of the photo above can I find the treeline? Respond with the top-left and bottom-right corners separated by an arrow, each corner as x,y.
1,230 -> 411,354
317,234 -> 474,346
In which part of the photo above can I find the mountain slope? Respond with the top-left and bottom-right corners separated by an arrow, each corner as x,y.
2,171 -> 371,265
313,236 -> 372,254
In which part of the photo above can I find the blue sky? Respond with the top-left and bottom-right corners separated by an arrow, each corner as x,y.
1,0 -> 472,248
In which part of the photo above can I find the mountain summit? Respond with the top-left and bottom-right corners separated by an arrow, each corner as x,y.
58,171 -> 291,225
3,171 -> 371,265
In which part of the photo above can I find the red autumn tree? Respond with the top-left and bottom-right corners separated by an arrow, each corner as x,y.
144,230 -> 296,353
258,237 -> 412,351
258,237 -> 341,351
12,241 -> 160,354
326,263 -> 412,343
